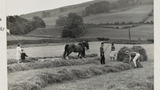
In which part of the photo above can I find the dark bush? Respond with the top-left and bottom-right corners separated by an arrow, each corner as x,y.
85,1 -> 110,15
147,39 -> 154,43
97,37 -> 110,41
61,13 -> 85,38
32,16 -> 46,28
7,15 -> 46,35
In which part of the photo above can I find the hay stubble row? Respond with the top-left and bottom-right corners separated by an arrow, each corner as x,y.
8,61 -> 133,90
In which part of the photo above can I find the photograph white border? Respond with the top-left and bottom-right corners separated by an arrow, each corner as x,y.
0,0 -> 159,90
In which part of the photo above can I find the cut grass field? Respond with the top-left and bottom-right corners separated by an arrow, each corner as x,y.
43,61 -> 153,90
7,42 -> 153,90
8,62 -> 133,90
7,54 -> 99,73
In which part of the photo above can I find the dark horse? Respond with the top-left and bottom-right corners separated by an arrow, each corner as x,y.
63,41 -> 89,59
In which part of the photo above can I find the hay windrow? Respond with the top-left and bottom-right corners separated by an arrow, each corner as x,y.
8,53 -> 98,65
8,54 -> 99,73
8,63 -> 133,90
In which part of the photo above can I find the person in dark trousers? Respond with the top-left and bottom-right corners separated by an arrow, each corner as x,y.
20,49 -> 28,63
100,42 -> 105,64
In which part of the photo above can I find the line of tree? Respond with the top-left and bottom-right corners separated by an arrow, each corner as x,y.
82,1 -> 110,16
42,11 -> 51,18
7,16 -> 46,35
56,13 -> 85,38
82,0 -> 141,17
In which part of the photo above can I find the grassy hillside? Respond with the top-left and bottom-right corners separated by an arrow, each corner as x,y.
20,0 -> 153,25
24,24 -> 153,40
11,0 -> 153,41
20,0 -> 117,19
26,25 -> 63,38
40,4 -> 153,25
84,4 -> 153,24
82,25 -> 153,40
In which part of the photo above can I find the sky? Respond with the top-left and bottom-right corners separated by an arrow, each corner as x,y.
7,0 -> 93,15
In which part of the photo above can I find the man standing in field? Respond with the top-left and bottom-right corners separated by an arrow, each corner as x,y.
100,42 -> 105,64
16,44 -> 22,63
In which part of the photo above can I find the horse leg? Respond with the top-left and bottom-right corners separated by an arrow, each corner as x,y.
66,52 -> 72,60
79,52 -> 85,60
78,53 -> 80,58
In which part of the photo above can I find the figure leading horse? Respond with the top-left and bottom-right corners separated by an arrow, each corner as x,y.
63,41 -> 89,59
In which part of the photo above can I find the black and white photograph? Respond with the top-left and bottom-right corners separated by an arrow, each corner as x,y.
6,0 -> 154,90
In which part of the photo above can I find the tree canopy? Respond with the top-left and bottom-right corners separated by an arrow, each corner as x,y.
60,13 -> 85,38
7,16 -> 46,35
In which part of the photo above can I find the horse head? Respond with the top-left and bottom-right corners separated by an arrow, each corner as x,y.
82,41 -> 89,50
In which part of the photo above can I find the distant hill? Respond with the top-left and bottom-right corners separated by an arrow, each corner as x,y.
18,0 -> 153,40
20,0 -> 153,21
20,0 -> 118,19
83,4 -> 153,24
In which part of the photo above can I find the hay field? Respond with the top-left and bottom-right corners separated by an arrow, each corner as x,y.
82,25 -> 153,40
7,42 -> 153,60
43,61 -> 153,90
13,24 -> 153,42
26,25 -> 63,38
7,42 -> 153,90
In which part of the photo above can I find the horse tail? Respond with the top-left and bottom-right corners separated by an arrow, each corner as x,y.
63,44 -> 69,59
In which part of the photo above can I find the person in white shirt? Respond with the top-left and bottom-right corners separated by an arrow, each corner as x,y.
125,51 -> 140,68
109,48 -> 116,60
16,44 -> 22,63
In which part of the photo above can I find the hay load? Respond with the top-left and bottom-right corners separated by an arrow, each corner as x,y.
117,46 -> 131,62
131,46 -> 147,61
117,46 -> 147,62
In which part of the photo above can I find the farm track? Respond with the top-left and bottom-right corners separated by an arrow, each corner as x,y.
8,61 -> 133,90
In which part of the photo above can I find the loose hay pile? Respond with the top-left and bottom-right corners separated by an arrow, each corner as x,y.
117,46 -> 131,62
131,46 -> 147,61
117,46 -> 147,62
117,46 -> 147,68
